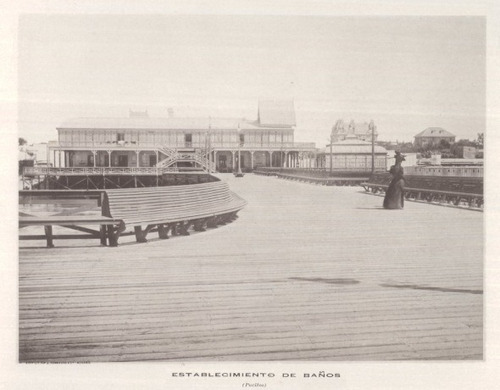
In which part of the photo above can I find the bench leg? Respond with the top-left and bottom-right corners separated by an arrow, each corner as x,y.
100,225 -> 107,245
193,219 -> 207,232
157,224 -> 170,239
44,225 -> 54,248
216,215 -> 227,225
206,217 -> 218,228
106,225 -> 117,246
134,226 -> 148,243
170,223 -> 179,236
107,221 -> 125,247
178,221 -> 191,236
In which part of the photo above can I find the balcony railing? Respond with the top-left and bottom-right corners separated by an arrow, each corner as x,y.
52,141 -> 317,150
23,166 -> 182,176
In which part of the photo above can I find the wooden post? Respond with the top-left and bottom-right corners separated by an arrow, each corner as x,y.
44,225 -> 54,248
100,225 -> 107,246
107,225 -> 117,247
329,131 -> 333,177
371,121 -> 375,174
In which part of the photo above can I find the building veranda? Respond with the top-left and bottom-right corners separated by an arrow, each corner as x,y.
43,101 -> 317,177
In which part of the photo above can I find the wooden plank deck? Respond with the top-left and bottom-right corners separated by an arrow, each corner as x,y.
18,174 -> 483,362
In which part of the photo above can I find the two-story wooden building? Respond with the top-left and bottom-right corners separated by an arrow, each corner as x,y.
413,127 -> 456,148
49,100 -> 317,173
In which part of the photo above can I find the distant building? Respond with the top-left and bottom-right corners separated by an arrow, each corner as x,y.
414,127 -> 456,148
331,119 -> 378,143
19,143 -> 49,164
317,139 -> 387,172
451,145 -> 477,159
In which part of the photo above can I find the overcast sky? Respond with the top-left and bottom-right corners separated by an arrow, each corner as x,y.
18,14 -> 485,146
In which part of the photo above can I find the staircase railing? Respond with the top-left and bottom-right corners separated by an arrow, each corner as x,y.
155,147 -> 216,172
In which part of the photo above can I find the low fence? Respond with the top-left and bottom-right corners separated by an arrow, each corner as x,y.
405,165 -> 483,178
361,172 -> 483,209
254,167 -> 370,186
254,167 -> 374,178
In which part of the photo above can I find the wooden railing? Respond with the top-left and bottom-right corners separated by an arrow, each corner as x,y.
23,166 -> 181,176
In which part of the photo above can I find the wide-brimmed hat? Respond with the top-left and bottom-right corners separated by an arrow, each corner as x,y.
394,151 -> 406,161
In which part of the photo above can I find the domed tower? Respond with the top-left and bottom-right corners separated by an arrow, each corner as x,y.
331,119 -> 345,142
347,120 -> 356,138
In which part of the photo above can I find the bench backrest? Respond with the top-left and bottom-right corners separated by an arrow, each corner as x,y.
102,181 -> 246,226
366,173 -> 483,195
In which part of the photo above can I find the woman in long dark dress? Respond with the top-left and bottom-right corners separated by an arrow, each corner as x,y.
383,152 -> 405,209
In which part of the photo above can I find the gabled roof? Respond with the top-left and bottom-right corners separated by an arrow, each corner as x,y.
258,100 -> 296,127
57,117 -> 264,131
414,127 -> 455,138
58,112 -> 296,132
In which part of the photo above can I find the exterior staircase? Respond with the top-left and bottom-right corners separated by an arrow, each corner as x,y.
156,146 -> 216,172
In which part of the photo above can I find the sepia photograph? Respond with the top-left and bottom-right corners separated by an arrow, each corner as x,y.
3,1 -> 500,389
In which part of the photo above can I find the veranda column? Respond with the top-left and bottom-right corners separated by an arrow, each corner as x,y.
231,151 -> 236,172
92,151 -> 97,167
269,151 -> 273,167
250,151 -> 254,171
136,151 -> 140,167
213,150 -> 218,172
107,150 -> 112,167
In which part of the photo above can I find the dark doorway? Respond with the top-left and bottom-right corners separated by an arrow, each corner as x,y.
149,155 -> 157,167
118,155 -> 128,167
219,155 -> 227,172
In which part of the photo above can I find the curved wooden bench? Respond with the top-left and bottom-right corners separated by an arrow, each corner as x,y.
102,181 -> 247,245
19,215 -> 124,248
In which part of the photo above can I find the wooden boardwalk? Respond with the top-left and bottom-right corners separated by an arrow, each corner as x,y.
18,174 -> 483,362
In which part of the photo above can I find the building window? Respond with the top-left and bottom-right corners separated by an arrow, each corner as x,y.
185,133 -> 192,147
239,134 -> 245,146
117,133 -> 125,142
